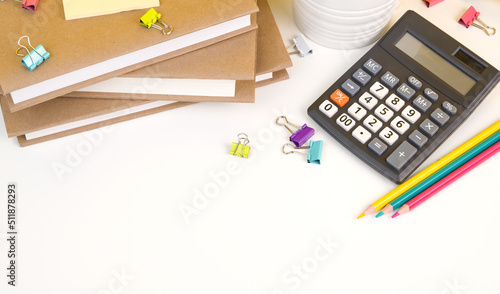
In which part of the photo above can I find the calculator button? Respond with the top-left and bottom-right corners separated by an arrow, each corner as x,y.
386,141 -> 417,171
374,104 -> 394,122
363,114 -> 383,133
330,89 -> 350,107
380,71 -> 400,89
379,127 -> 399,146
408,130 -> 428,148
352,126 -> 372,144
407,76 -> 422,90
396,83 -> 416,100
319,100 -> 338,118
419,119 -> 439,137
430,108 -> 450,126
336,113 -> 356,131
341,79 -> 361,97
370,82 -> 389,99
412,95 -> 432,113
442,101 -> 457,115
401,105 -> 421,124
385,94 -> 405,112
390,116 -> 410,135
423,88 -> 439,102
363,59 -> 382,75
368,138 -> 388,156
358,92 -> 378,110
347,102 -> 367,120
352,69 -> 371,86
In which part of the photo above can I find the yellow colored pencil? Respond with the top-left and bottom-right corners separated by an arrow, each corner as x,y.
357,119 -> 500,219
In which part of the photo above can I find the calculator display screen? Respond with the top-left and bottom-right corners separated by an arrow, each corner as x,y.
395,33 -> 475,95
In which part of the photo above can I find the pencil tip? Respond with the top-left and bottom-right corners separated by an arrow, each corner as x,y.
375,212 -> 384,218
357,213 -> 365,219
392,212 -> 400,218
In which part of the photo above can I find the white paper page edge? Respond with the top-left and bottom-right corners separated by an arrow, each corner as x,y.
25,101 -> 176,140
76,77 -> 236,97
255,72 -> 273,82
11,15 -> 251,104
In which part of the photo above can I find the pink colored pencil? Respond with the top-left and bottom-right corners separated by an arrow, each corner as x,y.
393,140 -> 500,218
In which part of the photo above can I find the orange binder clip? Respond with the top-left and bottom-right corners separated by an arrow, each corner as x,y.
458,6 -> 496,36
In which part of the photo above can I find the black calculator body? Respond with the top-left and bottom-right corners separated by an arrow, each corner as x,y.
307,10 -> 500,183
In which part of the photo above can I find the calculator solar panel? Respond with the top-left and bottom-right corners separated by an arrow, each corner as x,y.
307,11 -> 500,183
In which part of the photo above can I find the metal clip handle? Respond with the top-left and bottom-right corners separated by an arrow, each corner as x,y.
282,143 -> 308,157
16,36 -> 44,67
233,133 -> 250,156
276,116 -> 302,135
471,17 -> 496,36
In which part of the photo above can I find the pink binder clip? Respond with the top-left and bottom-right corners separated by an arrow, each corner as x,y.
1,0 -> 39,11
458,6 -> 496,36
422,0 -> 444,8
21,0 -> 39,11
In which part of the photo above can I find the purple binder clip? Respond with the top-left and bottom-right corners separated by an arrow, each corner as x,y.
276,116 -> 315,147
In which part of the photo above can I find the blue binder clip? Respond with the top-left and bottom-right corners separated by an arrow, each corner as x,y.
282,140 -> 323,164
16,36 -> 50,71
276,116 -> 315,147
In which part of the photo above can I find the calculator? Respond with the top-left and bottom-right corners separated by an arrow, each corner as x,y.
307,10 -> 500,183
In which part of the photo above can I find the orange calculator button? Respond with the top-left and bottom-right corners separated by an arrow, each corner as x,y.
330,89 -> 349,107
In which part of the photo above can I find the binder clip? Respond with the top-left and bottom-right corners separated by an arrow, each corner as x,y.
140,8 -> 173,35
458,6 -> 496,36
229,133 -> 251,158
422,0 -> 444,8
282,140 -> 323,164
276,115 -> 314,147
0,0 -> 39,11
16,36 -> 50,71
276,116 -> 315,147
287,34 -> 313,58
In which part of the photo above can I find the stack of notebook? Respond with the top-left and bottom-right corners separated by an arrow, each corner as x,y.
0,0 -> 292,146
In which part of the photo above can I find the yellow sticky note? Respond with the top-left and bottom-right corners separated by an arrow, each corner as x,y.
63,0 -> 160,21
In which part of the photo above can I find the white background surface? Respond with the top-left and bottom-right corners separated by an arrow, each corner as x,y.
1,0 -> 500,293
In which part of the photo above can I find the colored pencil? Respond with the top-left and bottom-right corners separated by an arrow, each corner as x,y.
357,119 -> 500,219
392,140 -> 500,218
375,129 -> 500,217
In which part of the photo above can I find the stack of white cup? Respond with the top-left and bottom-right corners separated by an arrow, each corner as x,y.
293,0 -> 398,49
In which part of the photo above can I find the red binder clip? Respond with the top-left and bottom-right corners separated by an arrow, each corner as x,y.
422,0 -> 444,8
1,0 -> 39,11
458,6 -> 496,36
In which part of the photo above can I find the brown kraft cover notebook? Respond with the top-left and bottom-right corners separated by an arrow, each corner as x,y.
62,0 -> 292,102
0,0 -> 258,112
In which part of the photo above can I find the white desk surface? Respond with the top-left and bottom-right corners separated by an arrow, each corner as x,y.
1,0 -> 500,293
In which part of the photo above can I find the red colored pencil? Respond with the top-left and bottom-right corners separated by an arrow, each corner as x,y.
393,140 -> 500,218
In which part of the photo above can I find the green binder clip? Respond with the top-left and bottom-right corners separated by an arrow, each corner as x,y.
140,8 -> 173,35
230,133 -> 251,158
283,140 -> 323,164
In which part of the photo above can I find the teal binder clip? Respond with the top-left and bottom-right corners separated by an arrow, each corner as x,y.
282,140 -> 323,164
16,36 -> 50,71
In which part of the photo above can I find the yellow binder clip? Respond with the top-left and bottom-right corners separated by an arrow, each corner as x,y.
140,8 -> 173,35
229,133 -> 251,158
